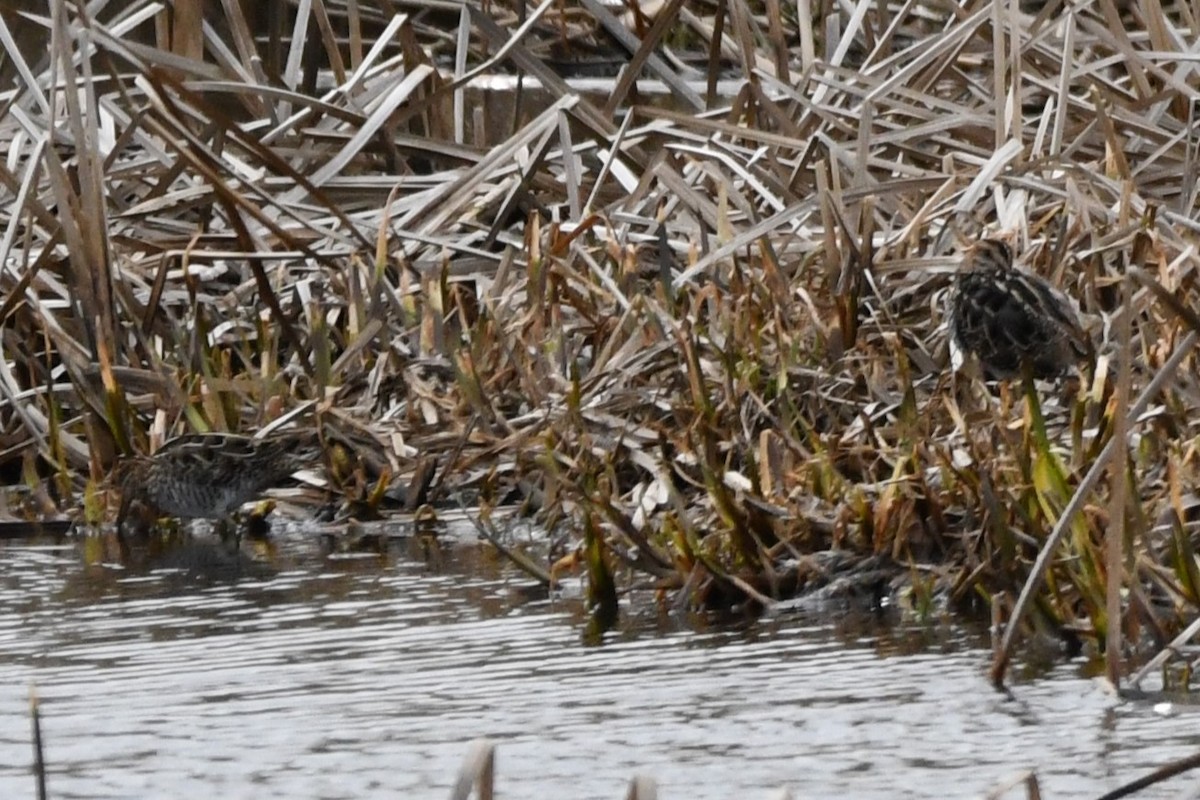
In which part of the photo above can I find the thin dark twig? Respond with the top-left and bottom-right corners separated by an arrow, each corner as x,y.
1094,748 -> 1200,800
30,685 -> 46,800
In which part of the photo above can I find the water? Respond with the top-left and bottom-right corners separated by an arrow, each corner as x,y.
2,529 -> 1198,800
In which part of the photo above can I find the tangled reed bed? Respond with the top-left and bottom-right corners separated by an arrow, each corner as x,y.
4,0 -> 1200,678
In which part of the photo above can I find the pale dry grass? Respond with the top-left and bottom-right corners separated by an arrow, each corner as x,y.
1,0 -> 1200,676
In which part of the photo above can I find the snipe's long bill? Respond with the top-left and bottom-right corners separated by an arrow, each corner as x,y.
948,238 -> 1090,380
113,431 -> 317,532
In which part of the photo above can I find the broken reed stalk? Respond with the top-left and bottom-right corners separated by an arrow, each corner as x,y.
1093,748 -> 1200,800
1128,612 -> 1200,688
1105,272 -> 1134,688
449,738 -> 495,800
625,775 -> 658,800
982,769 -> 1041,800
458,498 -> 553,585
30,685 -> 46,800
992,329 -> 1198,686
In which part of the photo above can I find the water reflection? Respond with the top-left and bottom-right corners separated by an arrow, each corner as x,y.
1,528 -> 1198,800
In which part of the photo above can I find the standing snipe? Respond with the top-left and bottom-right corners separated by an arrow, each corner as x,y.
113,431 -> 319,535
948,238 -> 1090,380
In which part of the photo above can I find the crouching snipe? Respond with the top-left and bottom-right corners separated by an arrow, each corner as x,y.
112,431 -> 318,537
948,238 -> 1090,380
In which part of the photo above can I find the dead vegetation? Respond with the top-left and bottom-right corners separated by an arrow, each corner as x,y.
3,0 -> 1200,679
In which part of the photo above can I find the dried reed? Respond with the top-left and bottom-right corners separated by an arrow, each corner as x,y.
2,1 -> 1200,676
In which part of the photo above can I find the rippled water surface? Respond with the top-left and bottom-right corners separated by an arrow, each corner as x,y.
2,528 -> 1198,799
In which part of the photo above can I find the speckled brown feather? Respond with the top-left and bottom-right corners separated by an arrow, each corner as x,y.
949,239 -> 1091,379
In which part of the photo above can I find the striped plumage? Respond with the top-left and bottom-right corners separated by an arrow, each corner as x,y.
948,238 -> 1090,380
114,431 -> 317,531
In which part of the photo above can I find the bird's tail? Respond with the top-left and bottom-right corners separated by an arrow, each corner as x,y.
261,429 -> 323,474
